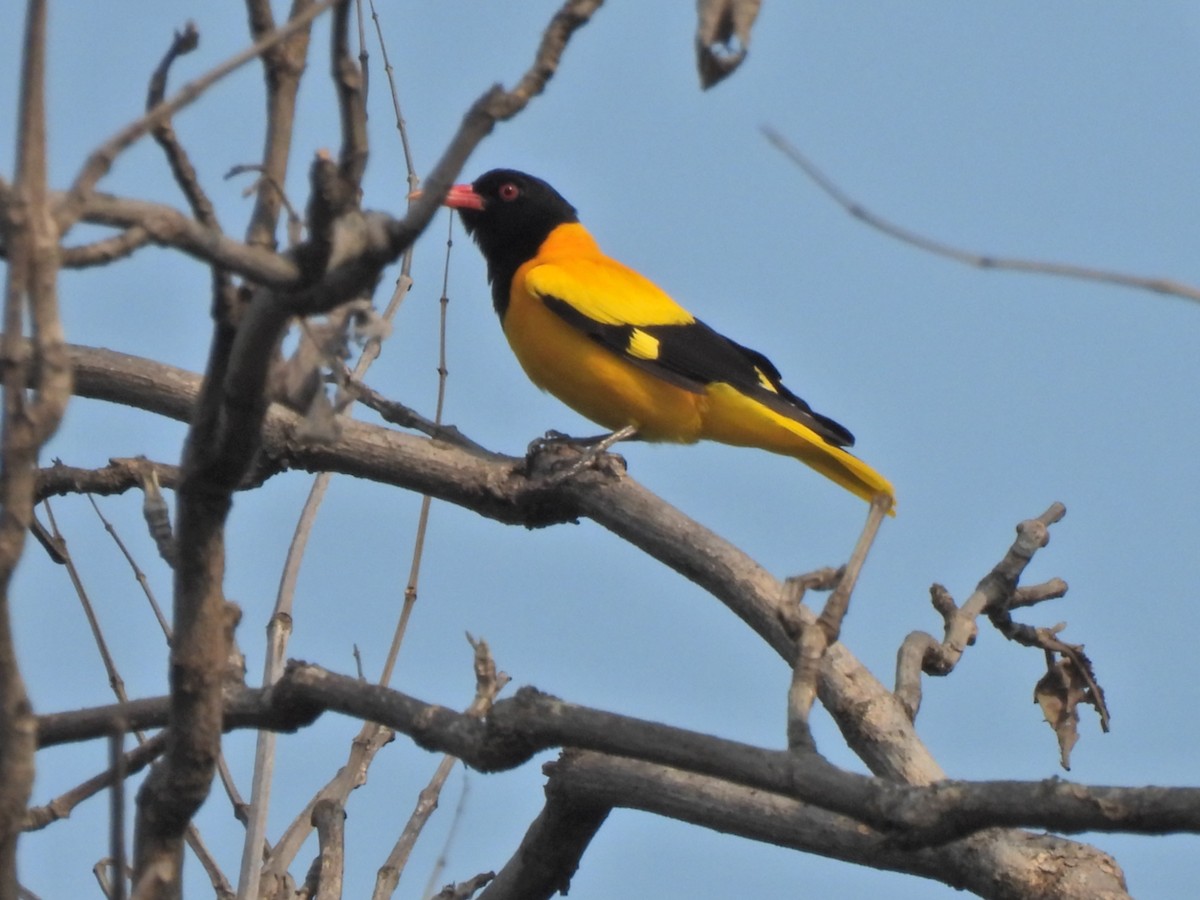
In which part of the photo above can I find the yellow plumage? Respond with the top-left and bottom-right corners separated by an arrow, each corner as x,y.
444,170 -> 895,511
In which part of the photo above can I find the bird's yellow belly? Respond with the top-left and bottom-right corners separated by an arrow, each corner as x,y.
502,292 -> 704,442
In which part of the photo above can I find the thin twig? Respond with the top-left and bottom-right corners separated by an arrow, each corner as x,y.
331,0 -> 368,188
42,499 -> 128,699
419,771 -> 469,900
372,637 -> 509,900
242,2 -> 435,885
762,125 -> 1200,305
260,724 -> 395,890
24,733 -> 167,833
57,228 -> 152,269
376,214 -> 455,689
91,490 -> 248,825
57,0 -> 340,232
816,495 -> 891,645
787,495 -> 889,750
86,495 -> 171,641
145,18 -> 238,331
225,165 -> 303,246
146,21 -> 221,229
40,499 -> 236,891
368,0 -> 417,194
344,379 -> 489,454
109,727 -> 128,900
244,0 -> 315,251
893,504 -> 1079,728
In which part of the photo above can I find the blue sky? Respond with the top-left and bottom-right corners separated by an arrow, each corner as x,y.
4,2 -> 1200,897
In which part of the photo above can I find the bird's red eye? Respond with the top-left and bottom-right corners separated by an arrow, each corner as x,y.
498,182 -> 520,202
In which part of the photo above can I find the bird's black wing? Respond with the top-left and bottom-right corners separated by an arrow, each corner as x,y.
541,295 -> 855,447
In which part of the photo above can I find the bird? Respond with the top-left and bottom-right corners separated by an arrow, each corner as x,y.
441,168 -> 894,511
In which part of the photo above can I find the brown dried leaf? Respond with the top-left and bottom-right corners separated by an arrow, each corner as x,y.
140,465 -> 176,567
695,0 -> 763,89
296,387 -> 341,444
275,327 -> 326,412
1034,657 -> 1090,769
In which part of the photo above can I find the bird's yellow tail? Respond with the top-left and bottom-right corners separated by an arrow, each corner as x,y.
700,383 -> 896,514
787,434 -> 896,514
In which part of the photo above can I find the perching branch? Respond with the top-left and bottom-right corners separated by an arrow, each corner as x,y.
511,751 -> 1121,900
43,341 -> 1097,786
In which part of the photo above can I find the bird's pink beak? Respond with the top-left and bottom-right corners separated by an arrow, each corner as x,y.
441,183 -> 485,211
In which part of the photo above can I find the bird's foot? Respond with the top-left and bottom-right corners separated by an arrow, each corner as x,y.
527,424 -> 638,485
526,429 -> 613,455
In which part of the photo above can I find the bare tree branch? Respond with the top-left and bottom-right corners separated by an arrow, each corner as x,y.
895,505 -> 1066,719
372,637 -> 509,900
331,0 -> 368,189
37,664 -> 1200,850
763,126 -> 1200,306
302,799 -> 345,900
36,458 -> 183,504
146,22 -> 220,230
786,495 -> 889,750
0,3 -> 71,891
478,760 -> 606,900
893,502 -> 1107,769
56,228 -> 153,269
244,0 -> 316,252
24,734 -> 167,833
56,0 -> 341,234
531,751 -> 1128,900
75,192 -> 301,286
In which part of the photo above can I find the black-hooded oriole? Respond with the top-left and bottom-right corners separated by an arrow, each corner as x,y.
442,169 -> 894,510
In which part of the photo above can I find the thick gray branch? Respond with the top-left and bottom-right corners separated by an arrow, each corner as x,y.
36,664 -> 1200,852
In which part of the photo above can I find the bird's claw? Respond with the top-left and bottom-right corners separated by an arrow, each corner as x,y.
525,425 -> 637,484
526,430 -> 572,457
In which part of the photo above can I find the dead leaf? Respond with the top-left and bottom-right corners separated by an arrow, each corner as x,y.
1034,657 -> 1091,769
695,0 -> 762,89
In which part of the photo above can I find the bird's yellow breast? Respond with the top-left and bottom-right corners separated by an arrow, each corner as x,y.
502,226 -> 704,441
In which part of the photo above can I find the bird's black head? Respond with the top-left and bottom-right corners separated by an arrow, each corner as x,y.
443,169 -> 579,316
